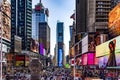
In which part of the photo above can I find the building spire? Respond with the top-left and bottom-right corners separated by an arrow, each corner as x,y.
40,0 -> 41,3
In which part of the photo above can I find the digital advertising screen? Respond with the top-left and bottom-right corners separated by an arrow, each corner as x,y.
109,3 -> 120,37
115,53 -> 120,66
14,35 -> 22,53
15,55 -> 25,67
82,54 -> 87,65
40,43 -> 44,55
58,49 -> 63,67
98,56 -> 108,68
70,47 -> 74,58
30,38 -> 39,53
75,45 -> 79,55
76,57 -> 82,66
87,53 -> 95,65
96,35 -> 120,57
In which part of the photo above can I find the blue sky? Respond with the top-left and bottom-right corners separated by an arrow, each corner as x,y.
32,0 -> 75,56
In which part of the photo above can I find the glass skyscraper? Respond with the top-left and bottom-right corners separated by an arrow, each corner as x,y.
56,21 -> 64,67
32,1 -> 48,41
32,1 -> 50,55
11,0 -> 32,51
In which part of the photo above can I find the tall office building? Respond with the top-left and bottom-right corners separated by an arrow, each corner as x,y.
11,0 -> 32,51
32,1 -> 48,41
76,0 -> 87,34
39,22 -> 50,55
95,0 -> 111,33
32,1 -> 50,55
76,0 -> 111,34
111,0 -> 120,8
56,21 -> 65,67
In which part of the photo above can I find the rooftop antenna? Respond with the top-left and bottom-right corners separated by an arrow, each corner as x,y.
40,0 -> 41,3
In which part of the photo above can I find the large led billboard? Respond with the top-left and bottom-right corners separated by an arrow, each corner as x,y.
0,0 -> 11,41
15,55 -> 25,67
14,35 -> 22,53
30,38 -> 39,53
76,57 -> 82,66
109,3 -> 120,37
70,47 -> 74,58
82,33 -> 108,54
96,35 -> 120,57
82,54 -> 87,65
96,35 -> 120,67
39,43 -> 44,55
87,53 -> 95,65
58,49 -> 63,67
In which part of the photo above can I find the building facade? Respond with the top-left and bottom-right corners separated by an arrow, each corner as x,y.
39,22 -> 50,55
111,0 -> 120,8
32,1 -> 50,55
76,0 -> 87,34
95,0 -> 111,33
11,0 -> 32,51
32,1 -> 48,41
56,22 -> 65,67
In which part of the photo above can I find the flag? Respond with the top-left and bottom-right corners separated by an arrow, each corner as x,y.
70,13 -> 75,20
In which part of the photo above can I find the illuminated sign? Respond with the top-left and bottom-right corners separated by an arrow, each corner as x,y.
82,54 -> 87,65
58,49 -> 63,67
96,35 -> 120,57
96,35 -> 120,67
15,55 -> 25,67
109,3 -> 120,37
87,53 -> 95,65
30,38 -> 39,53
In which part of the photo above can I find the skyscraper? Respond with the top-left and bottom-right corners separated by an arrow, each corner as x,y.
111,0 -> 120,8
76,0 -> 87,34
0,0 -> 11,51
95,0 -> 111,33
56,21 -> 64,67
11,0 -> 32,51
32,1 -> 50,55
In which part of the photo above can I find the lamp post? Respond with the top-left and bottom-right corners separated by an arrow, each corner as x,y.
73,39 -> 82,80
0,9 -> 3,80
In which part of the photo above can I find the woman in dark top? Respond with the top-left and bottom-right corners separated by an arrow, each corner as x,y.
106,39 -> 116,67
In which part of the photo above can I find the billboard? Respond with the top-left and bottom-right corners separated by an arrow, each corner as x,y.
87,53 -> 95,65
96,35 -> 120,57
82,54 -> 87,65
96,36 -> 120,67
14,35 -> 22,53
0,0 -> 11,41
15,55 -> 30,67
58,49 -> 63,67
76,57 -> 82,66
25,56 -> 30,67
39,43 -> 44,55
109,3 -> 120,37
98,56 -> 108,68
15,55 -> 25,67
70,47 -> 74,58
75,45 -> 79,55
82,35 -> 88,54
30,38 -> 39,53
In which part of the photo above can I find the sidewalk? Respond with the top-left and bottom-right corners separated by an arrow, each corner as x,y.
85,77 -> 103,80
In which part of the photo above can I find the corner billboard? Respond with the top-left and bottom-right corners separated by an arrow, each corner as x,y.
96,35 -> 120,67
30,38 -> 39,53
0,0 -> 11,42
109,3 -> 120,37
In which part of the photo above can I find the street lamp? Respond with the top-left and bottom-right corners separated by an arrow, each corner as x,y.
0,11 -> 2,80
73,39 -> 82,80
